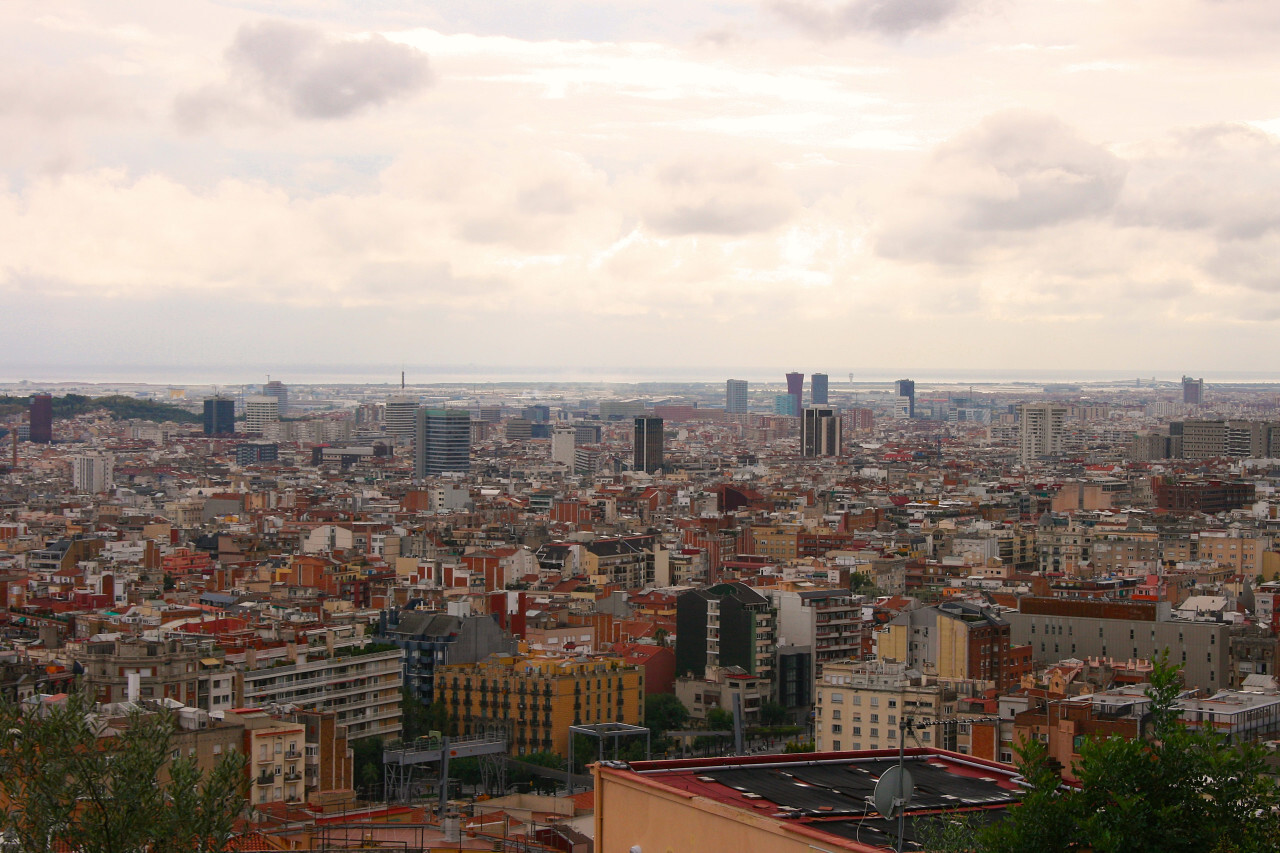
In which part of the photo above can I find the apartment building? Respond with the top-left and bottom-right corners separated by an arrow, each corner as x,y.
814,660 -> 960,753
240,643 -> 403,741
438,654 -> 644,757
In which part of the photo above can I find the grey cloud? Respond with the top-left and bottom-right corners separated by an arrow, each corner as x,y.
771,0 -> 963,38
228,21 -> 431,119
1118,123 -> 1280,241
945,112 -> 1126,230
877,111 -> 1125,263
643,159 -> 799,236
177,20 -> 431,125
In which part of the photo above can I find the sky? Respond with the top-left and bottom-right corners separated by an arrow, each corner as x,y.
5,0 -> 1280,384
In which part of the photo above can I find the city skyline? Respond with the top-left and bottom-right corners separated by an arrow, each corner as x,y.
6,2 -> 1280,376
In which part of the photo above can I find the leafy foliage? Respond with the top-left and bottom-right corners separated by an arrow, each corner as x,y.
0,692 -> 246,853
644,693 -> 689,738
0,394 -> 201,424
977,653 -> 1280,853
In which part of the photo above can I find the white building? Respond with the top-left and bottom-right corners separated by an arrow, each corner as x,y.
551,425 -> 576,467
384,395 -> 418,440
72,453 -> 114,494
241,644 -> 403,741
244,396 -> 280,435
1019,403 -> 1068,464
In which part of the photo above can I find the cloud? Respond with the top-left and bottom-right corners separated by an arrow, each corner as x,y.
771,0 -> 965,37
877,111 -> 1126,262
1118,123 -> 1280,240
175,20 -> 431,127
637,157 -> 800,236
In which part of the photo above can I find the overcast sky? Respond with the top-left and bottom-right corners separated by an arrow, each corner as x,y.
5,0 -> 1280,384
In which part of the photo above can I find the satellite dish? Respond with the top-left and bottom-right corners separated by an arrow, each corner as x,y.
872,766 -> 915,819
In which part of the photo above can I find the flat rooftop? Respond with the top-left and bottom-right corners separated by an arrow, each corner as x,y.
613,748 -> 1024,851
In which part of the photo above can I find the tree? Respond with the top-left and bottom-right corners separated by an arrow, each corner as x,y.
759,700 -> 789,727
399,688 -> 432,741
705,707 -> 734,732
978,653 -> 1280,853
351,737 -> 385,801
644,693 -> 689,738
0,692 -> 246,853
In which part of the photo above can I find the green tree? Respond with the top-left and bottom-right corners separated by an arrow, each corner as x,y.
645,693 -> 689,738
978,653 -> 1280,853
351,737 -> 384,801
399,688 -> 432,741
0,692 -> 246,853
759,700 -> 789,727
705,707 -> 734,732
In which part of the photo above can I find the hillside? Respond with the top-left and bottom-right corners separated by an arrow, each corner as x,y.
0,394 -> 202,424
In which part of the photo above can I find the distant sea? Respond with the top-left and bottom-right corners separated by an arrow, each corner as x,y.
4,364 -> 1280,387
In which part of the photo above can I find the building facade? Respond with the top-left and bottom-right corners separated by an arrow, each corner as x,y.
438,654 -> 644,757
415,408 -> 471,476
203,396 -> 236,436
725,379 -> 748,414
633,416 -> 664,473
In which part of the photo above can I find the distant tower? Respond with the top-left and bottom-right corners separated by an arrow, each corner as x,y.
811,373 -> 829,406
785,372 -> 803,417
802,407 -> 841,457
414,408 -> 471,477
551,425 -> 576,467
634,417 -> 664,473
29,394 -> 52,444
725,379 -> 748,414
384,395 -> 419,440
243,396 -> 279,435
894,379 -> 916,419
1182,376 -> 1204,406
202,396 -> 235,436
72,453 -> 114,494
263,380 -> 289,416
1019,403 -> 1068,464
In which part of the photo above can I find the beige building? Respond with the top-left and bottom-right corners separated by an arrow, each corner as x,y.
1197,532 -> 1272,576
240,643 -> 402,741
814,660 -> 960,752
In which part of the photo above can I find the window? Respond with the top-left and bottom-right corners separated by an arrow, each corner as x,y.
871,714 -> 879,723
832,710 -> 841,720
830,693 -> 843,703
832,724 -> 843,734
832,741 -> 841,750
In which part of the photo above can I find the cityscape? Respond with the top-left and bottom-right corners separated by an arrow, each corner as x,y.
9,0 -> 1280,851
4,372 -> 1280,850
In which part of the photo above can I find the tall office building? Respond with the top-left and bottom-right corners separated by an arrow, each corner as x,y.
725,379 -> 748,414
1182,376 -> 1204,406
243,396 -> 279,435
263,380 -> 289,416
785,372 -> 803,417
894,379 -> 916,418
802,407 -> 841,457
72,453 -> 114,494
384,395 -> 418,440
29,394 -> 52,444
811,373 -> 828,406
415,408 -> 471,477
634,417 -> 664,473
1019,403 -> 1068,464
551,425 -> 576,467
203,396 -> 235,436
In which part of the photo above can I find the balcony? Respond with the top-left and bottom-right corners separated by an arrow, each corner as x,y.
284,770 -> 302,782
284,748 -> 301,760
256,772 -> 275,786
